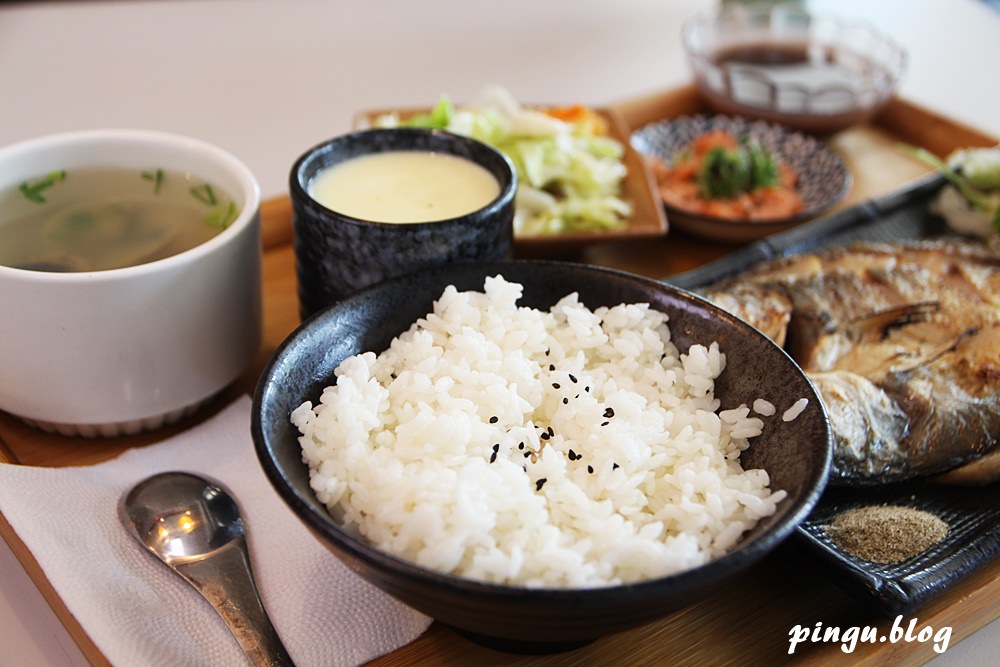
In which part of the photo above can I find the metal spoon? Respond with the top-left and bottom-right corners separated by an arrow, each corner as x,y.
121,471 -> 295,667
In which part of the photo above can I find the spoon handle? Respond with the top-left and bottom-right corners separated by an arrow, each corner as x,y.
172,535 -> 295,667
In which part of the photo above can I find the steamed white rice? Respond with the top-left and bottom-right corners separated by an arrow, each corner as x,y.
291,275 -> 787,588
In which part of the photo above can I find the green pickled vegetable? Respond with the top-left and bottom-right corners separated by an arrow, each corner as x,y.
697,138 -> 779,200
903,143 -> 1000,235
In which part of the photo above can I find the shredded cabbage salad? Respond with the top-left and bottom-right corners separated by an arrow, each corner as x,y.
374,85 -> 632,236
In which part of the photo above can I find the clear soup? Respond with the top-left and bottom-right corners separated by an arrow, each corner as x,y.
0,166 -> 240,272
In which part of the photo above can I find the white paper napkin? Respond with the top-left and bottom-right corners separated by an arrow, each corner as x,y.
0,396 -> 431,667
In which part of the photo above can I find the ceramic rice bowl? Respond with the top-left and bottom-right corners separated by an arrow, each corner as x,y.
252,260 -> 831,652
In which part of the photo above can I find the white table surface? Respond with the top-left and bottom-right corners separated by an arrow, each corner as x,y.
1,1 -> 999,664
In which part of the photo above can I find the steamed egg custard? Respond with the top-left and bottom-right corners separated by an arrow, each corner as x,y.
309,150 -> 500,223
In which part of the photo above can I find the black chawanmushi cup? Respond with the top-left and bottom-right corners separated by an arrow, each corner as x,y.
289,128 -> 516,319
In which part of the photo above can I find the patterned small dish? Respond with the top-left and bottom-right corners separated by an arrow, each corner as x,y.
797,481 -> 1000,616
631,114 -> 851,243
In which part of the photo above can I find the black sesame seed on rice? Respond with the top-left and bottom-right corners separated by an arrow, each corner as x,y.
562,397 -> 569,405
489,452 -> 497,464
552,382 -> 561,389
604,407 -> 615,418
569,373 -> 577,383
535,478 -> 547,491
587,465 -> 594,474
489,415 -> 499,424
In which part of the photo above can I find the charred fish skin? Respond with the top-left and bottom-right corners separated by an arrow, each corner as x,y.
808,371 -> 910,484
879,365 -> 999,481
818,325 -> 1000,485
700,283 -> 792,348
699,237 -> 1000,485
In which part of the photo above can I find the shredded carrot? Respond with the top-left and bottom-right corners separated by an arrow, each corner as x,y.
544,104 -> 589,122
543,104 -> 608,135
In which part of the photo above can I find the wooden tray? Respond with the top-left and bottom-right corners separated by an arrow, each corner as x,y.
2,85 -> 998,666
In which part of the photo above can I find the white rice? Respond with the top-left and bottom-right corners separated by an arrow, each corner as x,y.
782,398 -> 809,422
753,398 -> 776,417
292,275 -> 787,588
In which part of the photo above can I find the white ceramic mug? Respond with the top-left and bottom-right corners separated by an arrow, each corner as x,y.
0,129 -> 262,437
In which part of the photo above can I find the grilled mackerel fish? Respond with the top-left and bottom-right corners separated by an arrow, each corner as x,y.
699,237 -> 1000,485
